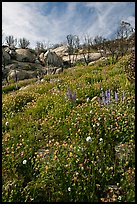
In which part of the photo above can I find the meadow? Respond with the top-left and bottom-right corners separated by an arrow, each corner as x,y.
2,55 -> 135,202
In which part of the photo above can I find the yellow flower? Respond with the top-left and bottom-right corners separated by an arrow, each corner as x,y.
54,155 -> 57,160
69,152 -> 73,157
73,176 -> 77,182
70,145 -> 73,149
45,165 -> 48,172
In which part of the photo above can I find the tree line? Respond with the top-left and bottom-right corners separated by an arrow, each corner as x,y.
2,20 -> 135,66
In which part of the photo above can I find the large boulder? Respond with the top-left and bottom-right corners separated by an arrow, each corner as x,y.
62,52 -> 102,64
88,53 -> 102,61
15,48 -> 36,62
39,52 -> 45,65
2,48 -> 11,65
52,45 -> 68,57
3,46 -> 16,60
5,61 -> 43,71
44,50 -> 63,67
8,69 -> 37,81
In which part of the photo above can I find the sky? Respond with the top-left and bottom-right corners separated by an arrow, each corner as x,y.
2,2 -> 135,48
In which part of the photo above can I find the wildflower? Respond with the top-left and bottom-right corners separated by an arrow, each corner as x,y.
68,187 -> 71,192
66,89 -> 76,102
54,155 -> 57,160
105,89 -> 110,104
93,124 -> 96,128
99,138 -> 103,142
11,112 -> 14,117
108,89 -> 111,103
66,89 -> 72,99
69,152 -> 73,157
118,196 -> 122,200
105,90 -> 108,98
45,165 -> 48,173
102,91 -> 106,104
5,121 -> 9,126
41,79 -> 44,82
86,97 -> 90,102
115,92 -> 118,102
86,136 -> 92,142
98,117 -> 101,121
72,91 -> 76,101
23,160 -> 27,165
90,110 -> 92,114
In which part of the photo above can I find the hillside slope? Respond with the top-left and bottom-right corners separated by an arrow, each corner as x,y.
2,55 -> 135,202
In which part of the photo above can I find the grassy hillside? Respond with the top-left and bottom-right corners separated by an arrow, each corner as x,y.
2,55 -> 135,202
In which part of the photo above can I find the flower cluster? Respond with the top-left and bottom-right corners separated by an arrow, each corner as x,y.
66,89 -> 76,102
98,89 -> 121,106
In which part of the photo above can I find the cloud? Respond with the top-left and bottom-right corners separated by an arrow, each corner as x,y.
84,2 -> 135,38
2,2 -> 135,48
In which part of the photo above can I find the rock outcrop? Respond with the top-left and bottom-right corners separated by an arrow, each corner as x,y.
2,48 -> 11,65
8,69 -> 38,81
44,50 -> 63,67
15,48 -> 36,62
2,44 -> 105,84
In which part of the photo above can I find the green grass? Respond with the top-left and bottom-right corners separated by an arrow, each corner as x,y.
2,54 -> 135,202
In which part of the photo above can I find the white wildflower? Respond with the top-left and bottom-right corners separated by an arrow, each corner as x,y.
118,196 -> 122,200
5,121 -> 9,126
86,136 -> 92,142
23,160 -> 27,165
68,187 -> 71,191
81,166 -> 84,170
75,172 -> 79,176
86,97 -> 90,102
90,110 -> 92,114
98,117 -> 101,121
97,123 -> 100,126
93,124 -> 96,128
99,138 -> 103,142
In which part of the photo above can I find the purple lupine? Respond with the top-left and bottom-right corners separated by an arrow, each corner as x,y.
115,92 -> 118,102
105,90 -> 108,98
108,89 -> 111,103
66,89 -> 72,100
105,90 -> 108,104
66,89 -> 76,102
105,89 -> 111,104
102,91 -> 106,105
72,91 -> 76,102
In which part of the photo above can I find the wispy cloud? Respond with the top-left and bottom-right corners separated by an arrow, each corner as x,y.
2,2 -> 135,48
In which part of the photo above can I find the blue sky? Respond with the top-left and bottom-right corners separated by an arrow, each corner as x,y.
2,2 -> 135,48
